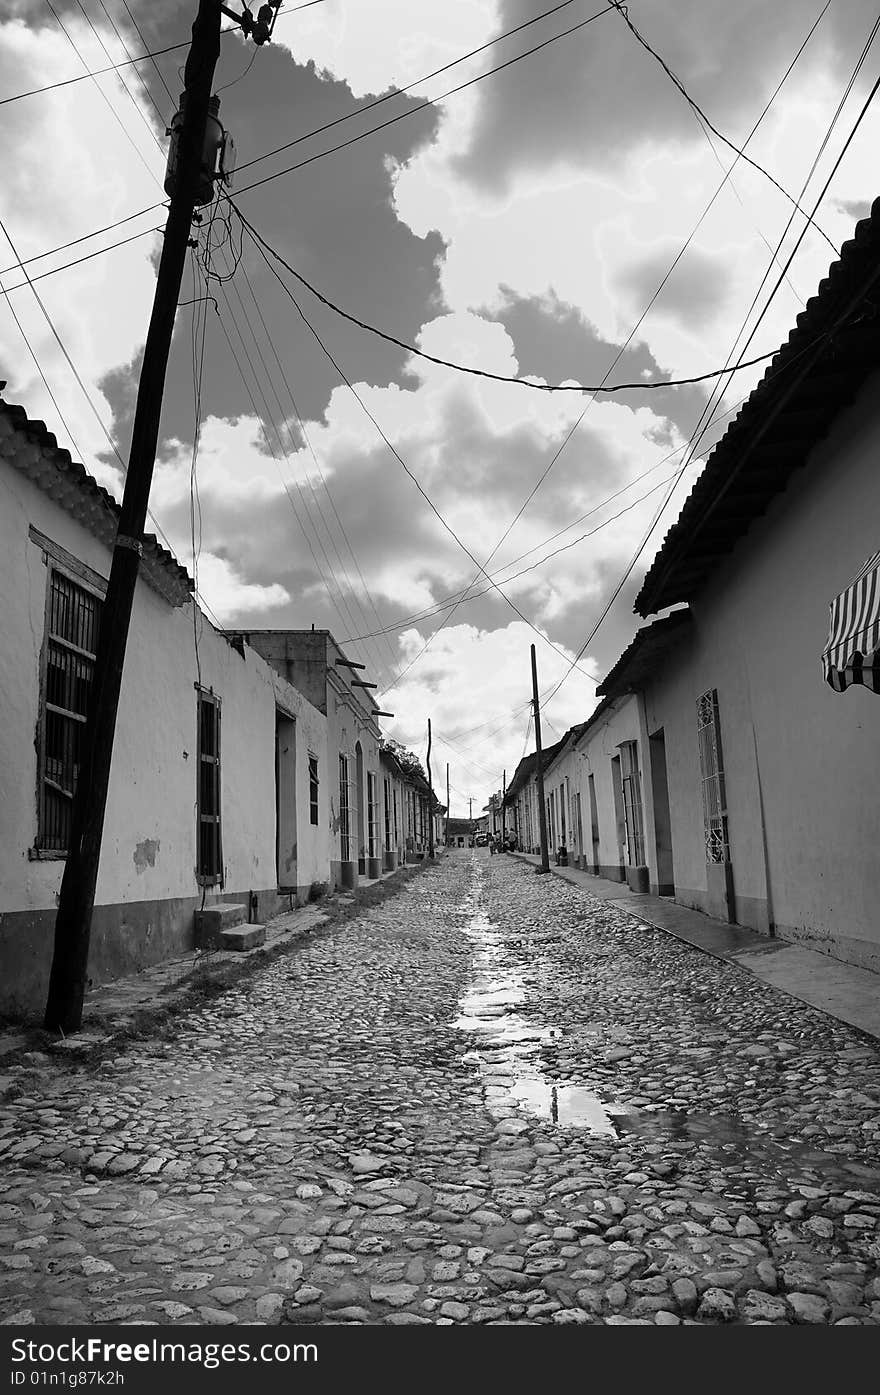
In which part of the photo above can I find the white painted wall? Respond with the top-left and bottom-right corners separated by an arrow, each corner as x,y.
641,372 -> 880,970
328,682 -> 381,874
574,698 -> 643,875
0,461 -> 329,1007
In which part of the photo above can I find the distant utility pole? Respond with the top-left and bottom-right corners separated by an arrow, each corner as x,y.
44,0 -> 280,1033
469,796 -> 473,823
426,718 -> 435,859
446,763 -> 450,848
501,769 -> 507,848
531,643 -> 551,874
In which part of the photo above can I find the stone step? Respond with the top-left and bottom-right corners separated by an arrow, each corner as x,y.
194,901 -> 248,949
219,924 -> 266,952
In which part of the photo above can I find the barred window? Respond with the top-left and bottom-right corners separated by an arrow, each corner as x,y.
196,689 -> 222,884
339,753 -> 351,861
37,569 -> 103,853
309,754 -> 319,826
697,689 -> 729,863
383,776 -> 392,851
367,771 -> 379,859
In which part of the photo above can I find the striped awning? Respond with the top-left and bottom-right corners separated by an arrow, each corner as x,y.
822,550 -> 880,694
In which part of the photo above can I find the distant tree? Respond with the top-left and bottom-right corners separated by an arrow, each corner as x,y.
381,738 -> 443,812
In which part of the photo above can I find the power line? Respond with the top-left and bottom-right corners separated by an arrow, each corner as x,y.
0,0 -> 331,108
228,202 -> 794,394
360,4 -> 831,694
248,240 -> 598,684
0,224 -> 165,294
538,169 -> 865,715
237,0 -> 595,174
433,731 -> 505,783
83,0 -> 168,129
43,0 -> 164,187
0,204 -> 165,281
233,5 -> 616,197
234,256 -> 402,680
721,28 -> 880,394
0,2 -> 591,280
0,209 -> 225,632
608,1 -> 838,257
428,0 -> 843,725
117,0 -> 177,107
0,210 -> 129,473
343,466 -> 692,642
339,394 -> 746,644
205,247 -> 392,674
0,273 -> 92,470
520,710 -> 534,762
0,36 -> 195,108
222,248 -> 400,684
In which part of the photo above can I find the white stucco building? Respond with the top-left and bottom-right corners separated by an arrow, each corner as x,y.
0,398 -> 330,1017
233,630 -> 385,890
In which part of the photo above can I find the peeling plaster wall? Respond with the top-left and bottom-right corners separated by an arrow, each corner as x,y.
0,463 -> 329,1009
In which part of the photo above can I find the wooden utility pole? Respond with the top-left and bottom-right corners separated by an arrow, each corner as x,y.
531,643 -> 551,873
44,0 -> 223,1032
501,769 -> 507,848
426,718 -> 435,859
446,762 -> 450,848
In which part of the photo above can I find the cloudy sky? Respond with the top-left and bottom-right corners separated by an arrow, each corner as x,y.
2,0 -> 879,814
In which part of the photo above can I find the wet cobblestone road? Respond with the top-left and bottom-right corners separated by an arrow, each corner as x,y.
1,851 -> 879,1326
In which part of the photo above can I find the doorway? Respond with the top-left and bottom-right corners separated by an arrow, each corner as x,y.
275,712 -> 297,890
610,755 -> 626,880
588,773 -> 600,872
649,728 -> 675,895
355,741 -> 366,875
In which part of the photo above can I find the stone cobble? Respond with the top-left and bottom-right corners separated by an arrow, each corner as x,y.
0,853 -> 878,1326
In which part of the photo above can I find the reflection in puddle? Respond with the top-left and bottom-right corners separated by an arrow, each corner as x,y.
453,861 -> 880,1185
510,1079 -> 618,1135
453,866 -> 618,1135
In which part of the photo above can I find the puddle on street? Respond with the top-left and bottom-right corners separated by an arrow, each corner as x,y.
452,860 -> 880,1187
453,865 -> 623,1138
510,1079 -> 618,1134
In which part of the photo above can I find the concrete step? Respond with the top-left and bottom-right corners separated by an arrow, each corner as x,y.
194,902 -> 248,949
218,924 -> 266,952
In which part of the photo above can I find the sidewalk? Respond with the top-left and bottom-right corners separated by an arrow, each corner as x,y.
510,851 -> 880,1042
0,859 -> 423,1065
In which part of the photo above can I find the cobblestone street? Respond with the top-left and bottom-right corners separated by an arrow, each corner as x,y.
1,851 -> 879,1327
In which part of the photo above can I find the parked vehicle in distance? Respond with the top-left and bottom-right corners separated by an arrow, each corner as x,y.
474,833 -> 488,846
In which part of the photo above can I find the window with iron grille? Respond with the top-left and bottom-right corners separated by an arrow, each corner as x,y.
697,689 -> 729,863
196,689 -> 222,885
367,771 -> 379,858
337,753 -> 354,859
308,754 -> 319,826
619,740 -> 646,866
383,776 -> 392,851
338,753 -> 351,861
37,568 -> 103,853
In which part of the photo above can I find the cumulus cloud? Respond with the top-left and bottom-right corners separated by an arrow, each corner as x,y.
382,618 -> 600,813
194,553 -> 290,623
0,9 -> 165,489
6,0 -> 880,773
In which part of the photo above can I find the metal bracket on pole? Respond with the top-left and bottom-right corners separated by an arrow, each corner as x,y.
114,535 -> 144,557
